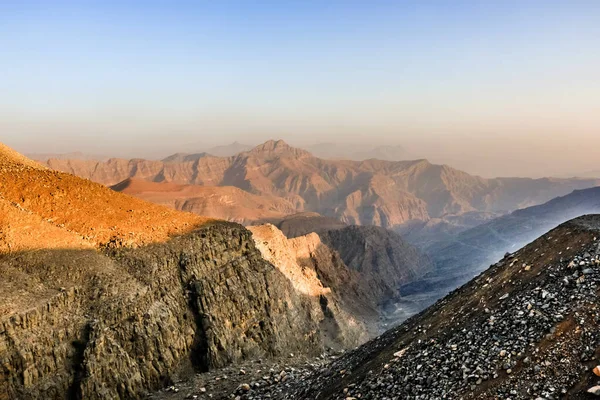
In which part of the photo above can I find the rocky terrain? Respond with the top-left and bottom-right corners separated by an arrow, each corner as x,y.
0,143 -> 388,399
403,187 -> 600,308
44,140 -> 600,231
212,214 -> 600,399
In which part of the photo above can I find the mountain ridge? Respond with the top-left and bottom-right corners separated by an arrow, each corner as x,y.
44,140 -> 600,231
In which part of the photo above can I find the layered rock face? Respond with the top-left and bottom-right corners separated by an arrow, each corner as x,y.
2,223 -> 364,400
249,224 -> 379,340
273,214 -> 434,306
318,225 -> 433,304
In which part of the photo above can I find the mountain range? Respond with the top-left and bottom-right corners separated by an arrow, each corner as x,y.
43,140 -> 600,233
6,136 -> 600,398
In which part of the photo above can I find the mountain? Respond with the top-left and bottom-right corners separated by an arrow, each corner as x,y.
161,152 -> 211,163
205,141 -> 253,157
231,215 -> 600,399
405,186 -> 600,305
43,140 -> 600,231
307,143 -> 410,161
273,213 -> 433,311
0,142 -> 393,399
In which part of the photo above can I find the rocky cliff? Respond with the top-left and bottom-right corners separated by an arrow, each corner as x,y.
2,224 -> 360,399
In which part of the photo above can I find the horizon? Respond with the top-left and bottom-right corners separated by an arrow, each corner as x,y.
2,1 -> 599,178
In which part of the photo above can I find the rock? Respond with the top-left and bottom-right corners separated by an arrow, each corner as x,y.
239,383 -> 251,392
588,386 -> 600,396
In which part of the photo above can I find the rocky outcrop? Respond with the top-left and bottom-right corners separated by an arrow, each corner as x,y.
0,223 -> 364,400
249,224 -> 379,340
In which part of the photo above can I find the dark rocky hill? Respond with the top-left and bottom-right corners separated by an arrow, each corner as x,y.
405,186 -> 600,306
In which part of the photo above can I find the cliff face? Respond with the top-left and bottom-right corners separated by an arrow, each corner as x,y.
317,225 -> 433,304
1,223 -> 362,400
249,224 -> 379,341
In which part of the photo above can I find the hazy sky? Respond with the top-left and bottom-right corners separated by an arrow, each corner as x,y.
1,1 -> 599,177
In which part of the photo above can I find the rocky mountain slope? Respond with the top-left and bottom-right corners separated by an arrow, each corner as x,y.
404,186 -> 600,306
44,140 -> 600,231
0,143 -> 378,399
227,214 -> 600,399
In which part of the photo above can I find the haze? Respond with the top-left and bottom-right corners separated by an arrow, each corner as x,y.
2,1 -> 599,178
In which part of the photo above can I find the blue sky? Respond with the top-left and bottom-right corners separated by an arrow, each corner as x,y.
1,1 -> 599,176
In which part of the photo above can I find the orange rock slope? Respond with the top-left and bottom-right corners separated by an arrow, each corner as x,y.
0,143 -> 211,252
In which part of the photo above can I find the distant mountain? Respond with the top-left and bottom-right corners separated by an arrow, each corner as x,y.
161,152 -> 210,163
403,186 -> 600,304
307,142 -> 410,161
573,169 -> 600,178
205,141 -> 253,156
44,139 -> 600,231
112,177 -> 297,223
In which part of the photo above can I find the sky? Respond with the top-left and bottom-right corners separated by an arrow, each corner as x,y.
1,0 -> 599,177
